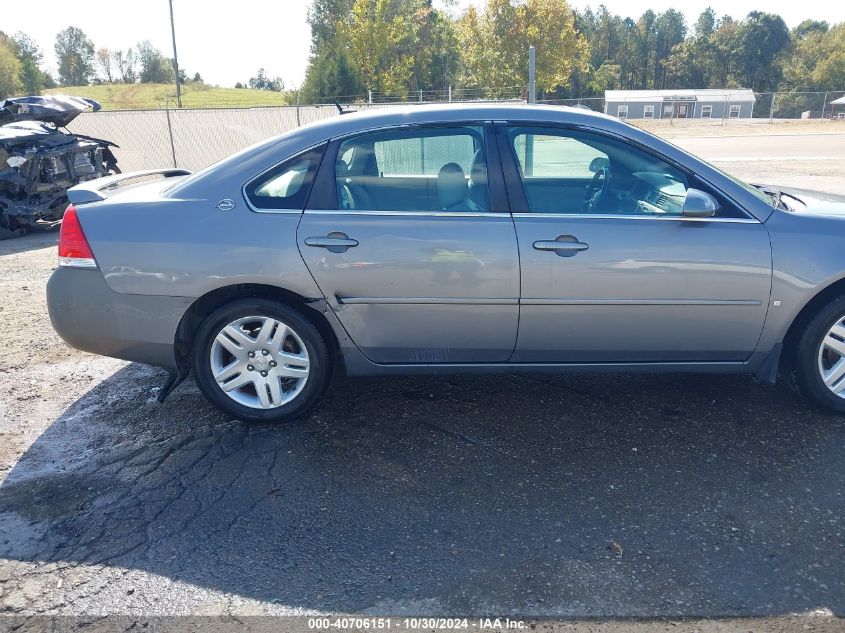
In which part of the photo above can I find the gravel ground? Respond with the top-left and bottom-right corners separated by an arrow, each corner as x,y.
1,131 -> 844,632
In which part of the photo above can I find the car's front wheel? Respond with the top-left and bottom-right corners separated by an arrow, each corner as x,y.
794,295 -> 845,415
192,299 -> 330,423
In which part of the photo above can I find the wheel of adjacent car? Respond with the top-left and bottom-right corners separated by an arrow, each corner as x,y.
793,295 -> 845,415
192,299 -> 330,424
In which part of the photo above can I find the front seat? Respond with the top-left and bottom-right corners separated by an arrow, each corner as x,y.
336,159 -> 354,209
437,162 -> 481,212
468,149 -> 489,210
337,157 -> 375,210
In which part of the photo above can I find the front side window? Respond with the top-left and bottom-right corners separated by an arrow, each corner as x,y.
335,127 -> 489,212
644,105 -> 654,119
701,105 -> 713,118
508,127 -> 693,216
617,105 -> 628,119
245,145 -> 325,210
729,105 -> 741,118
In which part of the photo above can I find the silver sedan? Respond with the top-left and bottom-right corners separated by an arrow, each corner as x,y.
46,104 -> 845,423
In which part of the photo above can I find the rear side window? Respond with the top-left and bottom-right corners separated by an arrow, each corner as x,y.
245,144 -> 325,210
374,134 -> 477,176
335,127 -> 489,212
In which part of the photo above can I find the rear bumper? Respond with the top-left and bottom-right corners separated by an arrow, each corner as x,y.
47,267 -> 194,372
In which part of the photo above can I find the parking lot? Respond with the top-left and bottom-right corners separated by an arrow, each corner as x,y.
1,127 -> 844,629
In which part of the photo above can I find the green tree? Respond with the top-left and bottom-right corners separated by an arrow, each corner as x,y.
708,15 -> 739,87
479,0 -> 522,96
55,26 -> 95,86
0,33 -> 22,98
342,0 -> 416,96
633,10 -> 656,88
136,40 -> 174,83
249,68 -> 284,91
589,61 -> 620,92
409,0 -> 460,94
96,47 -> 113,83
302,41 -> 363,102
12,32 -> 44,94
793,19 -> 829,40
112,48 -> 137,84
308,0 -> 355,45
664,9 -> 716,88
301,0 -> 363,101
782,23 -> 845,91
454,5 -> 485,92
652,10 -> 686,88
693,8 -> 716,38
732,11 -> 790,92
519,0 -> 590,96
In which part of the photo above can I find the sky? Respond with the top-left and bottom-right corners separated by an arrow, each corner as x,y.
5,0 -> 845,89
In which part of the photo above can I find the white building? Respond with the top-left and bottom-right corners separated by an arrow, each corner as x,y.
604,89 -> 756,120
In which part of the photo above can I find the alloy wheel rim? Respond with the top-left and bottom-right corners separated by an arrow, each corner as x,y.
209,315 -> 310,410
817,314 -> 845,399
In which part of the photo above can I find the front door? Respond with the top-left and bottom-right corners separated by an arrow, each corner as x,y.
497,124 -> 772,363
297,124 -> 520,364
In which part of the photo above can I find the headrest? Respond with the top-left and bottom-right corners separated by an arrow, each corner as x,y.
438,162 -> 467,210
336,159 -> 350,180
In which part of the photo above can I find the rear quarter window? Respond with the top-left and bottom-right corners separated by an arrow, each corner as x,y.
245,144 -> 325,210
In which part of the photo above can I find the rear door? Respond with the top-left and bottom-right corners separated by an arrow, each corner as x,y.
297,123 -> 520,364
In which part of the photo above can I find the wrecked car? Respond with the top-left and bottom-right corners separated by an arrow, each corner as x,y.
0,95 -> 119,238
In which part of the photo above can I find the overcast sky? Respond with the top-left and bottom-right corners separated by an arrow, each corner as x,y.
5,0 -> 844,89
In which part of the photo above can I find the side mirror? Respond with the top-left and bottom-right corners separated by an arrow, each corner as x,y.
683,188 -> 720,218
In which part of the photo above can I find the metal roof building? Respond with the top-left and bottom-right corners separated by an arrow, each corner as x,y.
604,89 -> 756,120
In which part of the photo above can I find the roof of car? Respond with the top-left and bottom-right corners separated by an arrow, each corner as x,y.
296,102 -> 622,138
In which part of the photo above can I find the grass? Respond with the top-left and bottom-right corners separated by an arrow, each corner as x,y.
44,83 -> 292,111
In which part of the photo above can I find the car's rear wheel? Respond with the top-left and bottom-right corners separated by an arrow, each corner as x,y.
192,299 -> 330,423
793,295 -> 845,415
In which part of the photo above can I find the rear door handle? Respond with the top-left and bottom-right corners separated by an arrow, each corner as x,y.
304,232 -> 359,252
533,236 -> 589,256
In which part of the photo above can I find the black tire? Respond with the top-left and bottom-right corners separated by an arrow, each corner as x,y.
793,294 -> 845,415
192,299 -> 331,424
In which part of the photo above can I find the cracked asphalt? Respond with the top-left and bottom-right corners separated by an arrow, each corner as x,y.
1,132 -> 845,630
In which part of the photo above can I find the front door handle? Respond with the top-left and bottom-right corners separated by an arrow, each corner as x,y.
533,235 -> 589,257
304,232 -> 359,253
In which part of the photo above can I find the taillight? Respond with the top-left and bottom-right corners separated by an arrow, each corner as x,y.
58,204 -> 97,268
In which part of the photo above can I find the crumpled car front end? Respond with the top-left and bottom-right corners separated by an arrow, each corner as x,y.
0,96 -> 119,238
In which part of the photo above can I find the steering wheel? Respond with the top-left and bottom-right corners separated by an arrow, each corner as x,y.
583,159 -> 611,212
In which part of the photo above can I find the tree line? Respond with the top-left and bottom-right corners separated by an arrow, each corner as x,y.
300,0 -> 844,103
0,26 -> 201,98
1,2 -> 842,104
0,24 -> 290,101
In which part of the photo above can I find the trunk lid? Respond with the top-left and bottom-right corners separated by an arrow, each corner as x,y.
67,169 -> 192,205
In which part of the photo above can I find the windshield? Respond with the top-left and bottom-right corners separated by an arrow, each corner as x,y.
653,133 -> 775,208
706,161 -> 777,206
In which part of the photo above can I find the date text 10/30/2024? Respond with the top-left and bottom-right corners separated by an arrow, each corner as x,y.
308,617 -> 527,630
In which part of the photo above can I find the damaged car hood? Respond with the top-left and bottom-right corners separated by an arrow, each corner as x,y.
0,120 -> 77,145
0,95 -> 100,128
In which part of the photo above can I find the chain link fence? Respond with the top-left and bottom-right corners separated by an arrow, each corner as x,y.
66,91 -> 845,173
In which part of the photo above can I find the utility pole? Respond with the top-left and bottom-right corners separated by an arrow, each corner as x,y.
528,46 -> 536,104
169,0 -> 182,108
